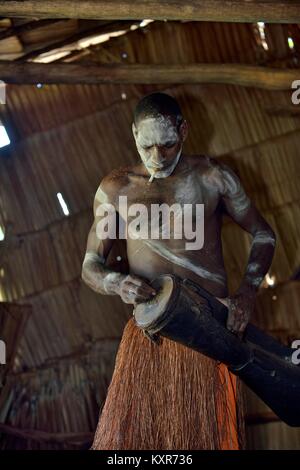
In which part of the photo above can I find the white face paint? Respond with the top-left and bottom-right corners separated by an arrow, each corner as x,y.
133,115 -> 183,179
135,115 -> 178,148
149,148 -> 182,180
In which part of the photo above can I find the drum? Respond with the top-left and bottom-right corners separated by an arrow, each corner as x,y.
133,274 -> 181,332
133,274 -> 252,369
133,274 -> 300,427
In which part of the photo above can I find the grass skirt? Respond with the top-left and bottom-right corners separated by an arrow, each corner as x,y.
92,317 -> 245,450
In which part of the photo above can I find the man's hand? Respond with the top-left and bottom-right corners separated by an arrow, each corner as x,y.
226,287 -> 256,337
114,274 -> 157,305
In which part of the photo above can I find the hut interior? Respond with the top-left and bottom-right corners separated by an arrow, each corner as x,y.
0,4 -> 300,450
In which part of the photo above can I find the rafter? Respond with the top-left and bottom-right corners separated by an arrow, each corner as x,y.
0,1 -> 300,23
0,19 -> 60,41
16,20 -> 137,63
0,62 -> 298,90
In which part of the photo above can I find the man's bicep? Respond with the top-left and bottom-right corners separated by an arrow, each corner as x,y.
218,163 -> 272,234
85,218 -> 114,260
217,162 -> 252,225
85,181 -> 117,259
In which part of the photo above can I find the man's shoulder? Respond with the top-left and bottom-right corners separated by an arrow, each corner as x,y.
102,166 -> 132,187
184,154 -> 222,173
94,165 -> 135,204
185,154 -> 232,194
100,166 -> 131,191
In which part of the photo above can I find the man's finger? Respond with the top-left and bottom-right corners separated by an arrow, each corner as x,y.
238,321 -> 248,334
127,280 -> 156,296
226,316 -> 242,334
226,313 -> 235,330
135,286 -> 156,299
124,292 -> 148,305
126,286 -> 153,302
140,282 -> 157,295
127,276 -> 143,286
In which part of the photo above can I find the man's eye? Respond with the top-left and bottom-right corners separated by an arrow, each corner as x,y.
165,142 -> 175,148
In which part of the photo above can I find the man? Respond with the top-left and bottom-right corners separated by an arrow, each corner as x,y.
82,92 -> 276,450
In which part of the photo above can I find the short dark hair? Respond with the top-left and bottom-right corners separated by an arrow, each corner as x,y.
133,92 -> 183,129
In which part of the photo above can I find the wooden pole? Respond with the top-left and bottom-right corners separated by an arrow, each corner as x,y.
0,1 -> 300,23
0,61 -> 298,89
16,20 -> 138,63
0,19 -> 61,41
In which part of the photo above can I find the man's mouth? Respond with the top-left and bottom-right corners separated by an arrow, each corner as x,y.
148,162 -> 170,171
148,166 -> 164,171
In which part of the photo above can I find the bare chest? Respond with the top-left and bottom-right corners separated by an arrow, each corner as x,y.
117,172 -> 219,214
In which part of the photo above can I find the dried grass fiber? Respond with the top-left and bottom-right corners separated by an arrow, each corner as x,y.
92,318 -> 245,450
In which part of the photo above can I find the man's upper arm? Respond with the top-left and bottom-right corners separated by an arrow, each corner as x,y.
85,179 -> 117,260
215,160 -> 273,236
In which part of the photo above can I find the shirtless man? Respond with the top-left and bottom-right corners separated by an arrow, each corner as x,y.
81,92 -> 276,336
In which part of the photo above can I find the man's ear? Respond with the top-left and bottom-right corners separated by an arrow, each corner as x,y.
132,122 -> 138,139
179,120 -> 188,142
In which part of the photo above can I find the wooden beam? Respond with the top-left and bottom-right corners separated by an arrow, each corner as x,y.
0,19 -> 60,41
16,20 -> 137,63
0,61 -> 299,89
0,1 -> 300,23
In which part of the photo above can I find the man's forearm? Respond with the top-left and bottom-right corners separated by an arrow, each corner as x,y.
81,252 -> 124,295
226,226 -> 276,334
237,227 -> 276,294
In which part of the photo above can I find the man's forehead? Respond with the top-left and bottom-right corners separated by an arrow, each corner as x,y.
135,115 -> 178,144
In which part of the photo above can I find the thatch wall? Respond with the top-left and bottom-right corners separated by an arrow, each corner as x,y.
0,20 -> 299,448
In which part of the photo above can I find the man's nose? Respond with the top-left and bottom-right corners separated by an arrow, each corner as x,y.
151,146 -> 164,166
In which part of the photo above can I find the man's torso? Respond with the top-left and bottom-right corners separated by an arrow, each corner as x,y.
103,154 -> 228,297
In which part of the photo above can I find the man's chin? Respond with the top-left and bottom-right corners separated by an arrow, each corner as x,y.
147,168 -> 170,179
147,163 -> 174,178
146,149 -> 182,179
152,171 -> 170,179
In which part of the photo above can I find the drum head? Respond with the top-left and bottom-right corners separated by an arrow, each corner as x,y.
133,274 -> 178,329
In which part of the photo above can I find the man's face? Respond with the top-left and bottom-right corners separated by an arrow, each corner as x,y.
132,114 -> 187,179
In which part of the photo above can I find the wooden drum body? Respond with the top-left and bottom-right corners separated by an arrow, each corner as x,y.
133,274 -> 300,427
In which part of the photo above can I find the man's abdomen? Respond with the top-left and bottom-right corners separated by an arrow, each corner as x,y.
126,238 -> 228,298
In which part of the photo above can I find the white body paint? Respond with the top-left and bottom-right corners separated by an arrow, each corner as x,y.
143,239 -> 225,285
247,262 -> 261,273
133,115 -> 182,180
103,272 -> 123,294
83,251 -> 105,265
253,230 -> 276,246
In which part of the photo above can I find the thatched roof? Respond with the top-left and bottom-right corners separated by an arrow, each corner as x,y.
0,17 -> 299,449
